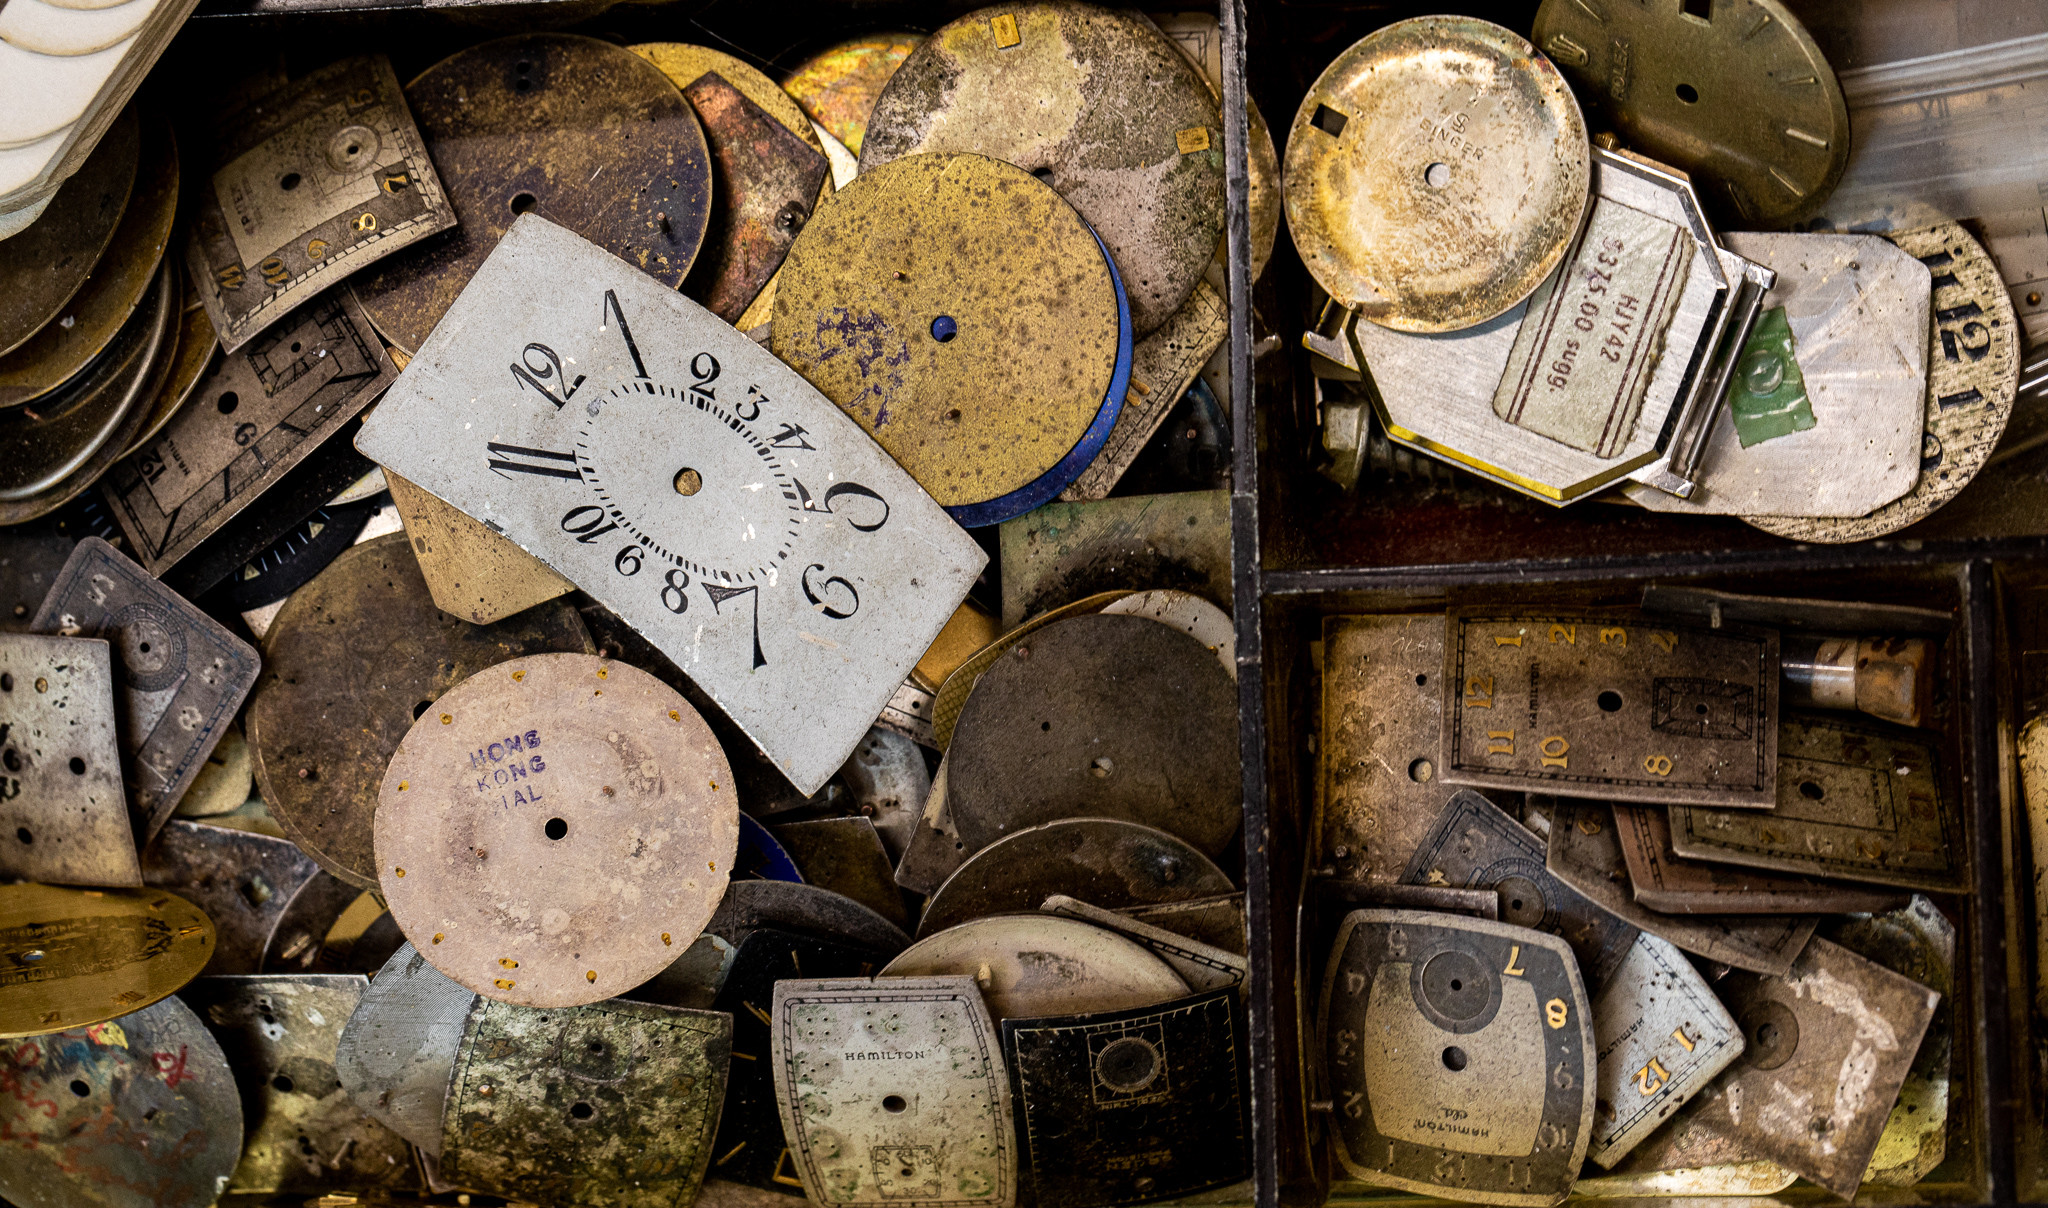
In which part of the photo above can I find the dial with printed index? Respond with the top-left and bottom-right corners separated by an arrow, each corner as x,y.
574,376 -> 808,585
357,215 -> 984,797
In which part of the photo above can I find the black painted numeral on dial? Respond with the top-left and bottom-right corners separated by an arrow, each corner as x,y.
510,343 -> 585,409
801,564 -> 859,620
560,505 -> 620,543
603,289 -> 650,380
486,442 -> 582,481
794,479 -> 890,532
768,423 -> 816,450
703,581 -> 768,669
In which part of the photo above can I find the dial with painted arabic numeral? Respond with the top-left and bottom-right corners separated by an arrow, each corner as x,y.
356,215 -> 984,796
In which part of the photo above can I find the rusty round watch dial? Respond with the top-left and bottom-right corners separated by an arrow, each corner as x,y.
947,612 -> 1241,857
772,152 -> 1122,520
375,653 -> 739,1008
352,34 -> 713,356
919,817 -> 1234,938
1284,15 -> 1590,333
0,994 -> 241,1208
246,532 -> 593,892
859,1 -> 1225,338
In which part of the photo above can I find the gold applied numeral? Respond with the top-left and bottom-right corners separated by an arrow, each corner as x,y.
1650,630 -> 1678,652
1463,674 -> 1494,708
1486,729 -> 1515,756
1545,998 -> 1568,1029
1539,735 -> 1570,768
1671,1024 -> 1697,1052
1494,634 -> 1524,647
1549,624 -> 1576,645
1634,1057 -> 1671,1095
1600,626 -> 1628,647
1503,945 -> 1527,976
1643,753 -> 1673,777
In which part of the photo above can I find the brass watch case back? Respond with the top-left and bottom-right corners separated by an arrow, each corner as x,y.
859,2 -> 1225,338
1319,909 -> 1594,1206
375,653 -> 738,1008
1350,149 -> 1756,503
773,975 -> 1014,1208
1531,0 -> 1849,229
350,33 -> 714,356
0,994 -> 242,1208
1286,16 -> 1590,334
1442,611 -> 1779,808
245,532 -> 593,892
441,996 -> 733,1208
0,883 -> 213,1038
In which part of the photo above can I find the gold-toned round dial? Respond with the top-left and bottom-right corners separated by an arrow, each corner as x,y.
1533,0 -> 1849,228
1285,16 -> 1591,333
0,883 -> 215,1039
772,153 -> 1120,515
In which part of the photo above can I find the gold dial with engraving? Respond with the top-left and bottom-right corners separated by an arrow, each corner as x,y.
1285,16 -> 1590,333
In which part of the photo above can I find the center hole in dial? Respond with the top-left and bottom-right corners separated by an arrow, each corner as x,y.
673,468 -> 702,496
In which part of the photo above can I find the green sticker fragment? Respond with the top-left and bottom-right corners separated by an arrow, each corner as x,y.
1726,306 -> 1816,447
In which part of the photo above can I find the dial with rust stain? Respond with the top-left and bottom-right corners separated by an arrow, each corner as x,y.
352,34 -> 713,356
375,653 -> 738,1008
859,2 -> 1224,338
772,152 -> 1125,524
